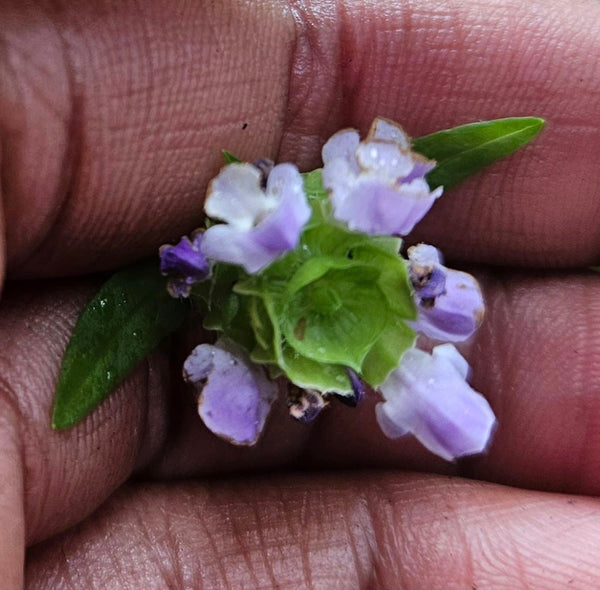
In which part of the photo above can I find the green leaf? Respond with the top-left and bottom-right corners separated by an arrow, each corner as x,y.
222,150 -> 242,164
413,117 -> 545,190
52,260 -> 189,430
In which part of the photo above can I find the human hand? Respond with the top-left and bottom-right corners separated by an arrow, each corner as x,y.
1,0 -> 600,587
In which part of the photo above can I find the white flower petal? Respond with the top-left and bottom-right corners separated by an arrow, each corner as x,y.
205,163 -> 274,229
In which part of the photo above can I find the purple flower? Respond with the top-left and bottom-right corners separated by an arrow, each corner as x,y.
407,244 -> 485,342
321,117 -> 443,236
183,339 -> 277,446
376,344 -> 496,461
201,162 -> 311,274
159,232 -> 210,298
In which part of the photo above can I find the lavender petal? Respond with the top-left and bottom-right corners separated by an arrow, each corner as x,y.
402,156 -> 436,183
333,179 -> 442,236
322,119 -> 443,236
377,344 -> 496,461
201,163 -> 310,273
183,339 -> 277,445
410,268 -> 484,342
322,129 -> 361,169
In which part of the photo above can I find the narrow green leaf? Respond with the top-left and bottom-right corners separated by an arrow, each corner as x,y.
222,150 -> 242,164
413,117 -> 545,190
52,260 -> 189,430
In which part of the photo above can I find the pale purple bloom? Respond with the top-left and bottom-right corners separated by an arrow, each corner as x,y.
159,232 -> 210,298
321,117 -> 443,236
183,339 -> 277,445
201,162 -> 311,274
376,344 -> 496,461
289,389 -> 327,423
408,244 -> 484,342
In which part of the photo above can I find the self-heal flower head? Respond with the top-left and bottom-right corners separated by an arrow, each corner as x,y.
159,232 -> 210,298
407,244 -> 485,342
183,339 -> 277,445
321,117 -> 443,236
376,344 -> 496,461
201,162 -> 311,274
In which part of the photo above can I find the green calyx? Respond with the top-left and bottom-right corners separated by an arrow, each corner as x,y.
193,170 -> 417,396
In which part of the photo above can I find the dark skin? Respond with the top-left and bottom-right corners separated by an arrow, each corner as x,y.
1,0 -> 600,587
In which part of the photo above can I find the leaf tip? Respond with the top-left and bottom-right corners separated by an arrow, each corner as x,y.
222,150 -> 242,164
525,116 -> 546,134
50,408 -> 73,431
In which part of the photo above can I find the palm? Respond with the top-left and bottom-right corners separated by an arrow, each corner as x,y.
1,0 -> 599,587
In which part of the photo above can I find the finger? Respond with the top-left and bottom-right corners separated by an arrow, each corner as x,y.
6,269 -> 600,560
25,473 -> 600,589
461,269 -> 600,494
1,0 -> 599,281
0,279 -> 171,549
302,270 -> 600,495
146,270 -> 600,497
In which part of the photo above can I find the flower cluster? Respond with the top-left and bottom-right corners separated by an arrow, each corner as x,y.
159,117 -> 495,460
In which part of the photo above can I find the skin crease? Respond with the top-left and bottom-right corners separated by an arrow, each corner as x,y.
0,0 -> 599,587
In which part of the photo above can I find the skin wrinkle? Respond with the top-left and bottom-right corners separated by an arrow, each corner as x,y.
246,495 -> 279,589
569,282 -> 600,494
462,273 -> 600,494
0,0 -> 600,584
24,473 -> 600,589
0,383 -> 25,589
2,269 -> 600,561
0,0 -> 598,276
8,0 -> 295,277
279,0 -> 344,165
133,491 -> 185,589
0,1 -> 74,269
0,281 -> 171,546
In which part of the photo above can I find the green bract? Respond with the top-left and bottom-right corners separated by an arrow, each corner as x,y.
194,172 -> 417,396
